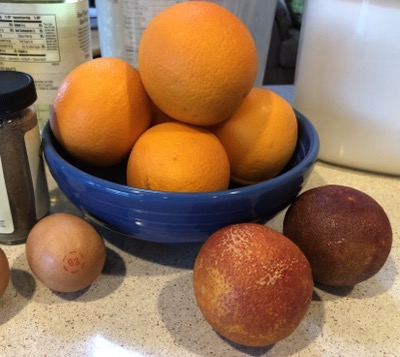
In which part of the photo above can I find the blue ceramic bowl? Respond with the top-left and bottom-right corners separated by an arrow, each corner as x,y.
42,111 -> 319,243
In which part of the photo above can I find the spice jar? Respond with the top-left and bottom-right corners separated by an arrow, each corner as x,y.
0,71 -> 50,244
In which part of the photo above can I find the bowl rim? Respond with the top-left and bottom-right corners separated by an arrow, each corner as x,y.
43,110 -> 319,201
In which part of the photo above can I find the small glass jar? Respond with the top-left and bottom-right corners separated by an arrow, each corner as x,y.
0,71 -> 50,244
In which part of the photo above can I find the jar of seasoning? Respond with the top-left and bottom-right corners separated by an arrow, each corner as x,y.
0,71 -> 50,244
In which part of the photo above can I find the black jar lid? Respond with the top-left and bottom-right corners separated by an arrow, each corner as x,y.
0,71 -> 37,113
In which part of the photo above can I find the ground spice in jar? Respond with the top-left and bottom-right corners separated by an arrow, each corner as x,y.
0,71 -> 50,244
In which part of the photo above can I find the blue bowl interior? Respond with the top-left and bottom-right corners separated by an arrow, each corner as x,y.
43,110 -> 319,243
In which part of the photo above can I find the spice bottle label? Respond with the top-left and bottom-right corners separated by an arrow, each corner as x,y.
25,123 -> 50,220
0,122 -> 49,236
0,158 -> 14,234
0,1 -> 92,128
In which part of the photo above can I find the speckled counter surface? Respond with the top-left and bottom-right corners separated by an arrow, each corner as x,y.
0,87 -> 399,357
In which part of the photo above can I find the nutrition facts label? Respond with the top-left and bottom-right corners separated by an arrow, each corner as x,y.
97,0 -> 181,67
122,0 -> 180,61
0,13 -> 60,63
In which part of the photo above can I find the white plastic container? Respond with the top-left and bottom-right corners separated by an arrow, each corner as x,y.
96,0 -> 277,86
293,0 -> 400,175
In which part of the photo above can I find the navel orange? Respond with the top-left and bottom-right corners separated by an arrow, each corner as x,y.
213,87 -> 298,185
126,121 -> 230,192
138,1 -> 258,126
51,57 -> 152,167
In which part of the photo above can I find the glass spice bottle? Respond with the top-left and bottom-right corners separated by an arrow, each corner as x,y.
0,71 -> 50,244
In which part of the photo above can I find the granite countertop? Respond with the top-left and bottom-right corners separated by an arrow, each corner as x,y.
0,87 -> 399,357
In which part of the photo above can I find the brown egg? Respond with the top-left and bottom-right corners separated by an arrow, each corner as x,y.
0,247 -> 10,298
26,213 -> 106,293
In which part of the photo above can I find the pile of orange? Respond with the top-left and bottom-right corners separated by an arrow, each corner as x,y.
51,1 -> 298,193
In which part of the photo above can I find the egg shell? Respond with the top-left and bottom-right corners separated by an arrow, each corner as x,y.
26,213 -> 106,293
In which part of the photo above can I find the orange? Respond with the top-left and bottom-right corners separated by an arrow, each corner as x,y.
138,1 -> 258,126
193,223 -> 313,346
126,122 -> 230,192
213,87 -> 298,185
150,101 -> 175,127
51,57 -> 152,167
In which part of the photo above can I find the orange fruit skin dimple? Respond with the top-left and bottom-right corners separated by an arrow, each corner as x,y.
126,122 -> 231,193
138,1 -> 258,126
51,57 -> 152,167
213,87 -> 298,185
